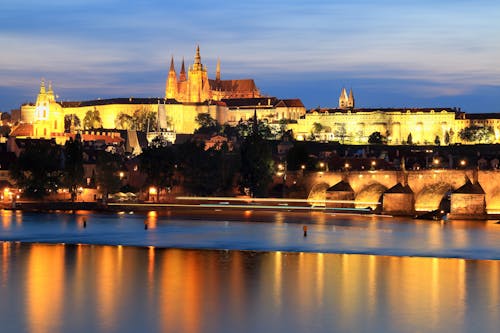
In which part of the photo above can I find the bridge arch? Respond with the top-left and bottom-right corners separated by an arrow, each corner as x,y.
307,182 -> 330,206
355,182 -> 387,210
486,187 -> 500,214
415,182 -> 452,212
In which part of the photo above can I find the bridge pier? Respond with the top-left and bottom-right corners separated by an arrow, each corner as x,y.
382,183 -> 415,216
301,170 -> 497,220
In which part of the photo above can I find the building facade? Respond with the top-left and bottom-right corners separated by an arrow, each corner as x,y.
17,47 -> 305,142
14,47 -> 500,145
289,88 -> 500,144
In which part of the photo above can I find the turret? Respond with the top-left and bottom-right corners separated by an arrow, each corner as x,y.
187,45 -> 210,102
216,58 -> 221,81
179,58 -> 186,82
348,88 -> 355,108
193,45 -> 202,71
338,87 -> 349,109
165,56 -> 178,99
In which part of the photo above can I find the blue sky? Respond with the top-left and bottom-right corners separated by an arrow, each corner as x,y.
1,0 -> 499,112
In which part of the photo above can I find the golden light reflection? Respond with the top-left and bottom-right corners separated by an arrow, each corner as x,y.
16,210 -> 23,225
159,250 -> 201,333
274,251 -> 283,302
26,244 -> 65,333
146,211 -> 158,229
1,242 -> 11,287
148,246 -> 155,283
96,245 -> 123,330
1,210 -> 12,229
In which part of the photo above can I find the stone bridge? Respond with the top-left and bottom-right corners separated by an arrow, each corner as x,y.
283,169 -> 500,219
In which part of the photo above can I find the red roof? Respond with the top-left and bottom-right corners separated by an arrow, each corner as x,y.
9,123 -> 33,137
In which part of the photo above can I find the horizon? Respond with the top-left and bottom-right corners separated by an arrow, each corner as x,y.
1,0 -> 500,113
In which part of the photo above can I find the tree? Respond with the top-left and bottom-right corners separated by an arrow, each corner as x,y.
10,140 -> 63,198
312,122 -> 323,135
459,125 -> 495,143
239,117 -> 274,197
62,136 -> 84,201
234,118 -> 273,139
115,112 -> 134,130
64,114 -> 81,132
0,124 -> 10,137
444,131 -> 450,145
334,124 -> 347,143
139,145 -> 176,201
83,109 -> 103,129
95,151 -> 123,203
286,143 -> 310,171
132,106 -> 157,132
195,113 -> 218,128
368,131 -> 386,144
407,133 -> 413,145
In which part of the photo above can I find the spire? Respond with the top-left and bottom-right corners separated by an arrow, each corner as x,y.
166,56 -> 178,99
194,45 -> 201,65
348,88 -> 355,108
39,79 -> 46,94
341,87 -> 348,99
180,58 -> 186,81
169,56 -> 176,73
339,87 -> 348,109
216,58 -> 221,81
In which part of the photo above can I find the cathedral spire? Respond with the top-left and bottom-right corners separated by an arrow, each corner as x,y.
169,56 -> 176,73
180,57 -> 186,81
194,45 -> 201,65
216,58 -> 221,81
166,56 -> 178,99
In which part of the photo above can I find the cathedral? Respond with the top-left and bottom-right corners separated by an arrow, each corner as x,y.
165,46 -> 260,102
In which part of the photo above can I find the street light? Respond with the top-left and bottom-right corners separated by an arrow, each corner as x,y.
460,159 -> 466,167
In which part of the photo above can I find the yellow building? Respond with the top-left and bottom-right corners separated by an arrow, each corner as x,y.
17,46 -> 305,141
14,48 -> 500,145
290,88 -> 500,144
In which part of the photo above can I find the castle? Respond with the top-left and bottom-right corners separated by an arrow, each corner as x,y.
12,46 -> 500,146
165,46 -> 260,102
16,46 -> 305,143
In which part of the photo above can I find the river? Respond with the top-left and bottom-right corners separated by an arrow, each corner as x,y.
1,209 -> 500,332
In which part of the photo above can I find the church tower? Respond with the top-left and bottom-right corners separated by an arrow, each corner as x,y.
338,87 -> 355,109
216,58 -> 221,81
187,45 -> 210,103
33,79 -> 63,138
179,58 -> 186,82
338,87 -> 349,109
165,56 -> 178,99
348,88 -> 355,108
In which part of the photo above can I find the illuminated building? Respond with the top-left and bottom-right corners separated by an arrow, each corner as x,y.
289,88 -> 500,144
13,46 -> 500,145
16,46 -> 305,143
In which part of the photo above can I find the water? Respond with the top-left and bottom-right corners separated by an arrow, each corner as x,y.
2,210 -> 500,259
1,209 -> 500,332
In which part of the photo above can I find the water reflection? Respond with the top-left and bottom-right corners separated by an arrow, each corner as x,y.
1,243 -> 500,333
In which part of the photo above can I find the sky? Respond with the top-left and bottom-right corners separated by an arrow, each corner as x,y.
1,0 -> 500,113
